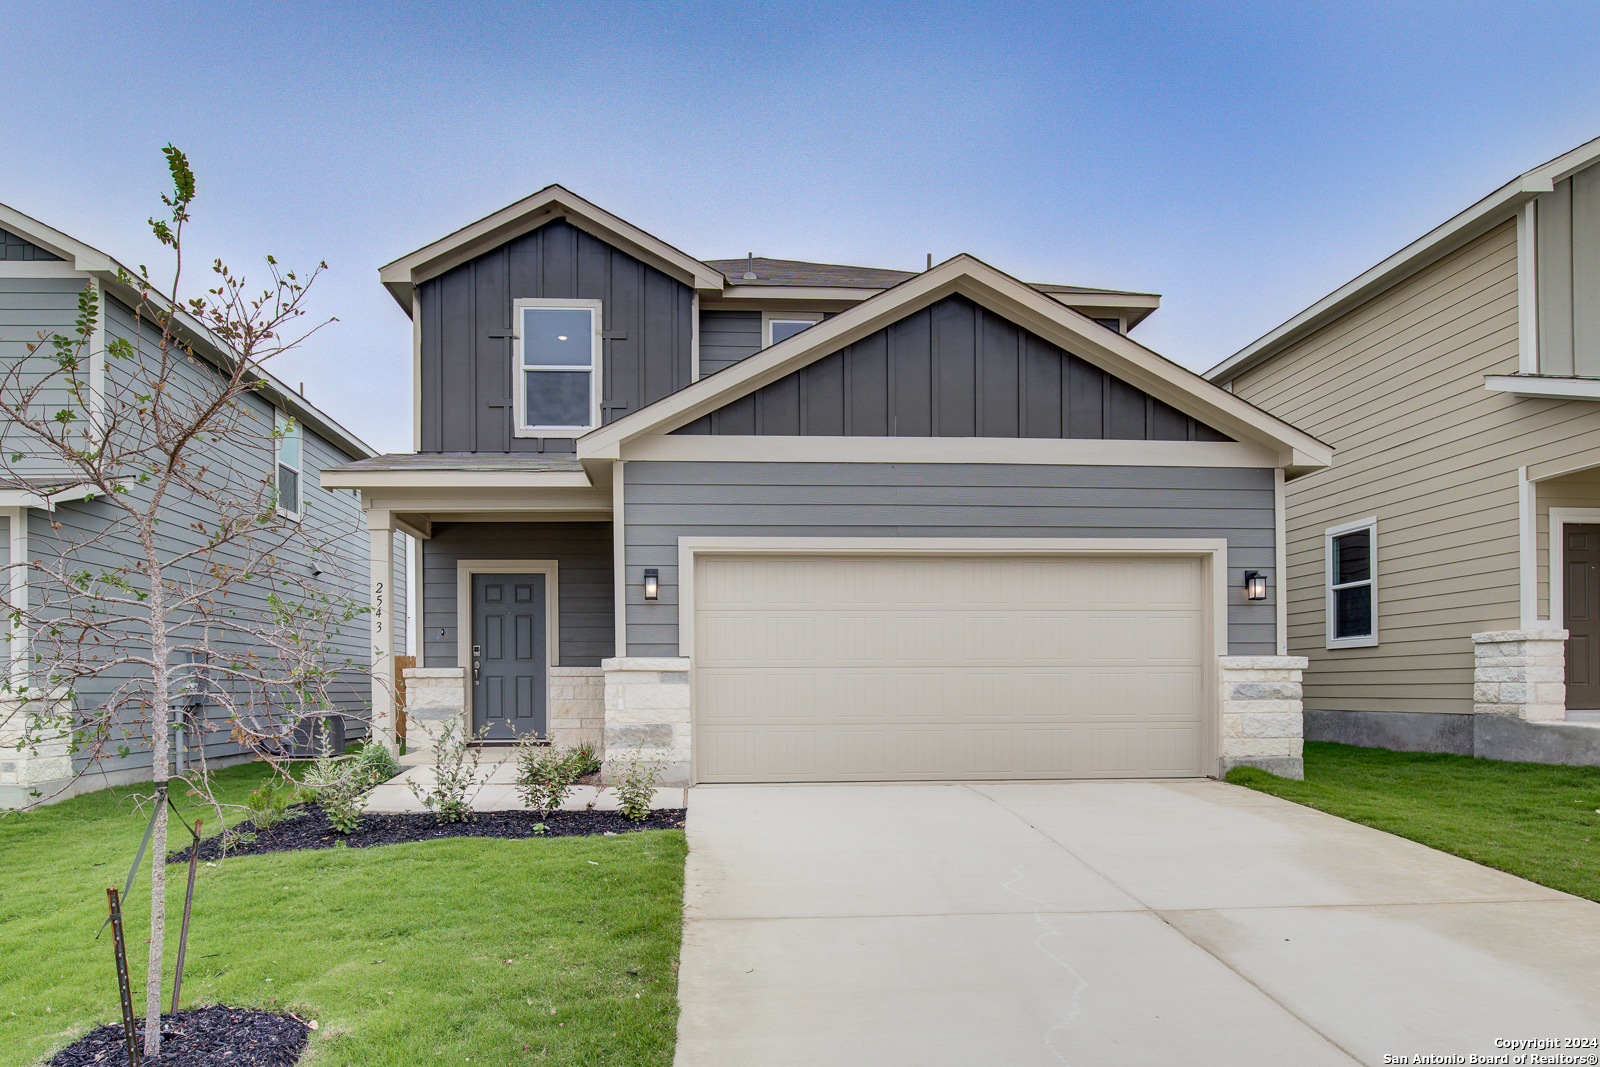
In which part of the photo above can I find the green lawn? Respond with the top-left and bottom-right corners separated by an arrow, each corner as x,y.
0,762 -> 686,1066
1228,741 -> 1600,901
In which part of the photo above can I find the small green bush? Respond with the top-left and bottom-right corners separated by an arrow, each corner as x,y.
244,784 -> 293,830
612,749 -> 667,823
408,720 -> 486,824
352,738 -> 401,790
515,740 -> 581,818
564,740 -> 603,778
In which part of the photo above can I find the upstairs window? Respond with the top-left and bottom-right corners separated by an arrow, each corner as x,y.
763,311 -> 822,347
275,410 -> 302,519
1325,518 -> 1377,648
514,299 -> 601,435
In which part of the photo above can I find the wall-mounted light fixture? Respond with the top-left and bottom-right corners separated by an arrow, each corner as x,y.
1244,571 -> 1268,601
643,568 -> 660,601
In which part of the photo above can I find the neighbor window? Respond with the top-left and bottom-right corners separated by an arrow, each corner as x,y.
514,300 -> 601,435
1092,317 -> 1122,333
1325,517 -> 1377,648
275,410 -> 302,519
763,311 -> 823,347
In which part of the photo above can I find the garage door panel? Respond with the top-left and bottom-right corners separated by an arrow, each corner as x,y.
695,555 -> 1210,782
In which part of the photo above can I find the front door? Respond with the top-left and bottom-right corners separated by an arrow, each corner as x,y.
472,573 -> 547,740
1566,525 -> 1600,710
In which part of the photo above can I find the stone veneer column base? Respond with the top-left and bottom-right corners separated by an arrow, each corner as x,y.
1218,656 -> 1308,780
400,667 -> 467,766
1472,629 -> 1568,722
0,693 -> 76,807
548,666 -> 605,752
602,657 -> 691,788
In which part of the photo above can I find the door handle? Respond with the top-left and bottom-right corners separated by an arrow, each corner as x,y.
473,660 -> 480,684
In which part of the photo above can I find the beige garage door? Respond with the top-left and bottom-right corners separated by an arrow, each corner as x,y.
694,554 -> 1211,782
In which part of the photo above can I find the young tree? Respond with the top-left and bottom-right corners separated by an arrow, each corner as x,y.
0,146 -> 370,1055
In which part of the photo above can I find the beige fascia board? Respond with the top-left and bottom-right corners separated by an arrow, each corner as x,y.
580,253 -> 1329,468
360,485 -> 611,514
378,186 -> 726,312
1204,159 -> 1596,384
320,468 -> 594,490
0,261 -> 89,278
0,482 -> 114,509
1484,374 -> 1600,401
621,433 -> 1281,469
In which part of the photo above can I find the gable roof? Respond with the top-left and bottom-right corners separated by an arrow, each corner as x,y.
1208,135 -> 1600,384
0,202 -> 378,462
702,256 -> 1152,299
378,184 -> 726,310
580,253 -> 1330,475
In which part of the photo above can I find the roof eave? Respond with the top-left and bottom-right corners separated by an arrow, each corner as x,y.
580,253 -> 1329,471
1208,135 -> 1600,384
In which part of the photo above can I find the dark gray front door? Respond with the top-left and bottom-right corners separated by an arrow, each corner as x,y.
472,573 -> 547,740
1567,526 -> 1600,710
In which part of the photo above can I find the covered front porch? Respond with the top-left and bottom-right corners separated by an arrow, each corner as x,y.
323,454 -> 623,764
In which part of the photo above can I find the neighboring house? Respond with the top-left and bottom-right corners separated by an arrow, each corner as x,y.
0,206 -> 408,806
328,185 -> 1329,785
1208,135 -> 1600,764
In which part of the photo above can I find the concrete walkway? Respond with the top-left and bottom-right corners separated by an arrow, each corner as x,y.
363,753 -> 687,814
676,780 -> 1600,1066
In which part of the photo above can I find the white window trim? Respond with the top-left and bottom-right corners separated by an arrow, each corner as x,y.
761,310 -> 823,348
275,410 -> 303,522
1325,517 -> 1377,649
1547,508 -> 1600,630
512,298 -> 603,438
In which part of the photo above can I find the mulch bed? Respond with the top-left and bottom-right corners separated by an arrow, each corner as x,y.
169,804 -> 686,863
50,1005 -> 309,1066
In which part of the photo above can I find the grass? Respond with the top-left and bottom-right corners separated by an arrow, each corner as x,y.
0,761 -> 687,1066
1227,741 -> 1600,901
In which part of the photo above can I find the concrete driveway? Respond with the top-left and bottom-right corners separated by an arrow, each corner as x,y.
674,780 -> 1600,1066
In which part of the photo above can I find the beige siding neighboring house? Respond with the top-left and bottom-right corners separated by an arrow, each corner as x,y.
1210,136 -> 1600,764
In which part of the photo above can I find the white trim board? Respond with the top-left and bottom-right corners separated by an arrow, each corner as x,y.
455,560 -> 561,737
621,434 -> 1280,468
1485,374 -> 1600,400
1547,509 -> 1600,635
1324,517 -> 1378,650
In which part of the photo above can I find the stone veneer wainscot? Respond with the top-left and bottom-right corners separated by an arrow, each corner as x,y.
1218,656 -> 1308,779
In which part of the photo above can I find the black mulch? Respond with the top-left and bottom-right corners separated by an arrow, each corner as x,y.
49,1005 -> 309,1066
168,804 -> 686,863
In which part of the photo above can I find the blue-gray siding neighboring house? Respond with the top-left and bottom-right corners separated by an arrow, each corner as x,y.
0,210 -> 405,805
332,183 -> 1329,784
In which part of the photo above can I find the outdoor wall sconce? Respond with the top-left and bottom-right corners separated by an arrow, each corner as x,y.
643,568 -> 660,601
1244,571 -> 1268,601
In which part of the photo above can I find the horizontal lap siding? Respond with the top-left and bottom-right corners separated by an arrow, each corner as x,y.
37,298 -> 386,776
622,461 -> 1276,657
1229,220 -> 1562,714
420,522 -> 613,667
698,310 -> 760,376
0,276 -> 92,478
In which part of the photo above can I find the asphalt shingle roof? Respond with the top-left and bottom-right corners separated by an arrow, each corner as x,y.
702,257 -> 1154,298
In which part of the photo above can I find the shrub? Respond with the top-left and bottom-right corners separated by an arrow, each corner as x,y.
352,739 -> 401,790
408,719 -> 486,824
299,725 -> 369,835
244,784 -> 293,830
515,739 -> 581,818
320,776 -> 364,834
612,748 -> 667,823
564,739 -> 603,778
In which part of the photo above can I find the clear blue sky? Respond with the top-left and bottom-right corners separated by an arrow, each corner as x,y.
3,1 -> 1597,453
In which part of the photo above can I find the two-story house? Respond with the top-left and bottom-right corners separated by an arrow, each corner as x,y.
1209,135 -> 1600,766
330,186 -> 1330,786
0,205 -> 408,806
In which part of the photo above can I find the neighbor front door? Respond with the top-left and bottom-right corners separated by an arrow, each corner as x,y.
1566,525 -> 1600,710
471,573 -> 547,740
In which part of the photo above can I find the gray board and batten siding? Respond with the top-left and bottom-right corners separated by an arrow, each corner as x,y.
1537,160 -> 1600,376
621,461 -> 1277,657
420,521 -> 614,668
417,219 -> 693,455
675,295 -> 1232,441
1,228 -> 62,261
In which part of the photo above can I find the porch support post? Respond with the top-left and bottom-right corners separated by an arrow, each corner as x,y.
368,508 -> 397,752
1217,655 -> 1308,779
1473,629 -> 1568,721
